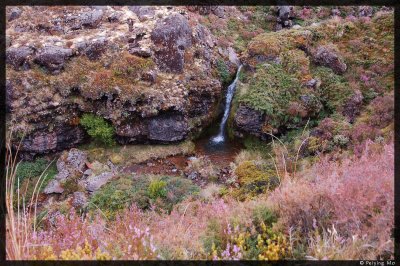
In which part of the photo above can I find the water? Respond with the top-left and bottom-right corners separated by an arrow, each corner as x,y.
211,65 -> 243,144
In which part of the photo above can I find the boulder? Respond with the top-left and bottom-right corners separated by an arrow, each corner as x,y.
80,9 -> 103,28
34,46 -> 73,73
312,45 -> 347,75
43,180 -> 64,194
151,14 -> 192,73
128,46 -> 152,58
128,6 -> 155,21
84,38 -> 108,60
148,113 -> 188,142
6,46 -> 35,70
85,172 -> 114,192
234,105 -> 264,136
276,6 -> 293,29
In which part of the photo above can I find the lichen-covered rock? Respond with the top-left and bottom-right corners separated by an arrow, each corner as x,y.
34,46 -> 73,73
6,46 -> 35,70
85,172 -> 115,192
72,191 -> 88,208
43,180 -> 64,194
151,13 -> 192,73
79,9 -> 104,28
129,6 -> 155,21
312,45 -> 347,75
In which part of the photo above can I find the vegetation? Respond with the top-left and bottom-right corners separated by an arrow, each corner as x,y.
80,114 -> 115,146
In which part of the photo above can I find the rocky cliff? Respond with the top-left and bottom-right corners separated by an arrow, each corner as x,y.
6,6 -> 242,159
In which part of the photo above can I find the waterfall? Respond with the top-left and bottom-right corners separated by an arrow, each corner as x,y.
211,65 -> 243,143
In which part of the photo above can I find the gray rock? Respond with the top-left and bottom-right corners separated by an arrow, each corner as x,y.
128,46 -> 152,58
44,180 -> 64,194
72,192 -> 88,208
313,45 -> 347,75
148,113 -> 189,142
84,38 -> 108,60
129,6 -> 155,21
151,14 -> 192,73
34,46 -> 73,73
6,46 -> 35,70
227,47 -> 240,66
85,172 -> 114,192
212,6 -> 225,18
80,9 -> 104,28
277,6 -> 293,29
8,7 -> 22,22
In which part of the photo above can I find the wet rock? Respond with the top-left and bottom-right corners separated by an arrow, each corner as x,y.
312,45 -> 347,75
8,7 -> 22,22
151,13 -> 192,73
342,90 -> 364,123
72,192 -> 88,208
85,172 -> 114,192
34,46 -> 73,73
129,6 -> 155,21
43,180 -> 64,194
148,113 -> 188,142
6,46 -> 35,70
234,105 -> 264,136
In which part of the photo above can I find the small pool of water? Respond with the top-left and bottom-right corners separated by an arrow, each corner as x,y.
194,124 -> 244,167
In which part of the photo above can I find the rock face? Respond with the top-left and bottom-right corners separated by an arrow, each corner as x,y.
44,149 -> 88,194
148,113 -> 188,142
151,13 -> 192,73
312,45 -> 347,74
234,105 -> 264,137
6,6 -> 224,158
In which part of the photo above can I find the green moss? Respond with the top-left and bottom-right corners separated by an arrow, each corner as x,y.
239,63 -> 307,129
216,59 -> 232,85
80,113 -> 115,146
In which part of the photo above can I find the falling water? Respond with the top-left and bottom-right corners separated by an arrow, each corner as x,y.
211,65 -> 243,143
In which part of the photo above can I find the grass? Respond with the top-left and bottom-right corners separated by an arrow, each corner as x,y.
81,140 -> 195,165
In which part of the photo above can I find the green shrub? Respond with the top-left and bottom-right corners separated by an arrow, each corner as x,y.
88,175 -> 200,219
80,114 -> 115,145
148,180 -> 167,199
239,63 -> 307,128
252,205 -> 278,226
216,60 -> 231,85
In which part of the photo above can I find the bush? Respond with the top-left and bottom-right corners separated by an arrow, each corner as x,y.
80,114 -> 115,145
148,180 -> 167,200
89,175 -> 200,218
216,60 -> 231,85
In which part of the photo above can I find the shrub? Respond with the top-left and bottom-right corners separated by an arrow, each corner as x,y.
148,180 -> 167,200
80,114 -> 115,145
216,60 -> 231,85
